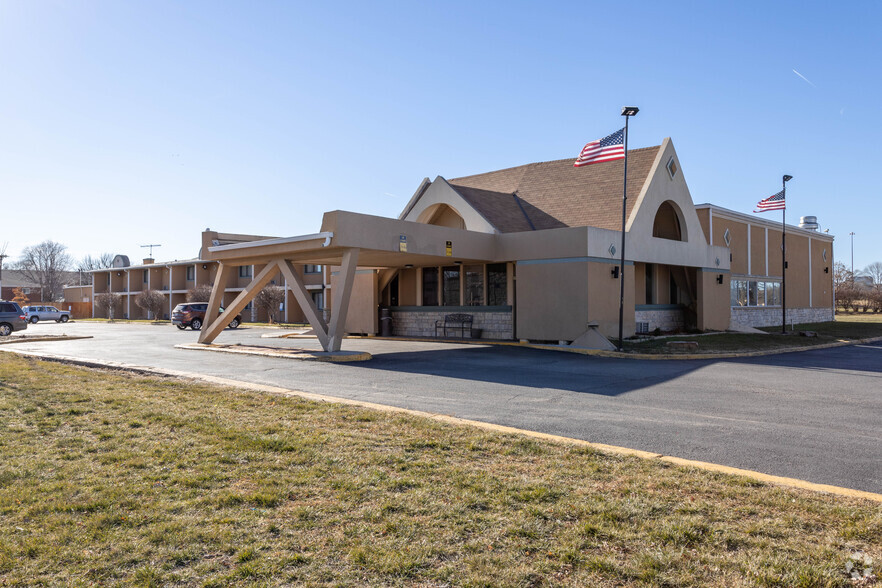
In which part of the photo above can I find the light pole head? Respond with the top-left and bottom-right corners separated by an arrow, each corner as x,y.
783,175 -> 793,182
621,106 -> 639,117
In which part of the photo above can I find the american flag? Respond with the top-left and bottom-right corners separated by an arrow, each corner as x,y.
754,190 -> 786,213
574,128 -> 625,167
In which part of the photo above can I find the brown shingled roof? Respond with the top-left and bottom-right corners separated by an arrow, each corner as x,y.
448,145 -> 661,232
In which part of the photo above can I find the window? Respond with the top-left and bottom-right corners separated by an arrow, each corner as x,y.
312,291 -> 324,310
442,266 -> 460,306
239,266 -> 252,278
186,266 -> 195,281
421,267 -> 439,306
731,279 -> 781,307
666,156 -> 678,179
464,265 -> 484,306
723,228 -> 731,247
487,263 -> 507,306
304,264 -> 322,274
143,270 -> 148,284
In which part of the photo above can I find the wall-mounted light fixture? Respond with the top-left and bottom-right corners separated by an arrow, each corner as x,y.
202,264 -> 208,270
716,274 -> 724,284
454,260 -> 463,265
611,266 -> 620,279
116,272 -> 122,276
824,266 -> 829,273
404,264 -> 414,269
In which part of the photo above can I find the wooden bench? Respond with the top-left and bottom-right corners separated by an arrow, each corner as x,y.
435,313 -> 474,338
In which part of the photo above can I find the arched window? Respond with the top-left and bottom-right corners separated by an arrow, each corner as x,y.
652,201 -> 687,242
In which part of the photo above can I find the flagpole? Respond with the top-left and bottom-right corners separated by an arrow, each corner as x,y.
781,174 -> 792,334
618,107 -> 639,351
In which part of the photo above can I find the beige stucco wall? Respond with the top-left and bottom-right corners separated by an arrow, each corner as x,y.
516,260 -> 589,341
712,217 -> 748,275
516,260 -> 634,341
786,234 -> 810,308
811,238 -> 833,308
768,228 -> 783,276
750,226 -> 766,276
330,270 -> 378,335
588,262 -> 635,338
697,270 -> 730,331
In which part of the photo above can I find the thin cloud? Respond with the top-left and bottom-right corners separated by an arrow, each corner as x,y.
792,69 -> 817,88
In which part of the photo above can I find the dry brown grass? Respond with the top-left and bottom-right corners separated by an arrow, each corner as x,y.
0,354 -> 879,586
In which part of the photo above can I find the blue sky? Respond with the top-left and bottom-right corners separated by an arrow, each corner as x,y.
1,1 -> 878,271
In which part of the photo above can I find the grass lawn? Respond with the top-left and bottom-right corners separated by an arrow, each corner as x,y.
0,355 -> 879,586
623,314 -> 882,355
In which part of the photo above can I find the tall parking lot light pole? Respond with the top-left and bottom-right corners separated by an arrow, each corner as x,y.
617,106 -> 639,351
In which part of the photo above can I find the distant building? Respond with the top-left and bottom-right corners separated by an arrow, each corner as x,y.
0,270 -> 45,303
80,231 -> 328,322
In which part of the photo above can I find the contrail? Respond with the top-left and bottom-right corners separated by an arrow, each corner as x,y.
792,69 -> 817,88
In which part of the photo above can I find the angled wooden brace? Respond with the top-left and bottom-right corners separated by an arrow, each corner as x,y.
277,259 -> 330,351
199,260 -> 280,344
327,248 -> 359,352
199,262 -> 233,343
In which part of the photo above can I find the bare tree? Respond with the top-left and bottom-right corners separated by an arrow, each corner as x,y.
76,253 -> 115,285
94,292 -> 123,321
0,242 -> 8,298
833,261 -> 853,288
186,284 -> 213,302
14,240 -> 72,301
135,290 -> 167,321
254,285 -> 285,323
860,262 -> 882,287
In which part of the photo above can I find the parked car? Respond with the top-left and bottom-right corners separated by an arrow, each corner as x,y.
22,305 -> 71,324
0,301 -> 28,336
171,303 -> 241,331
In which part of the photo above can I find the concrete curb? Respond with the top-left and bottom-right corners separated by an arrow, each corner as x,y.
175,343 -> 372,362
2,348 -> 880,504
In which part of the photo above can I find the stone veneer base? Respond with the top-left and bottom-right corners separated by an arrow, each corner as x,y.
390,310 -> 513,340
730,306 -> 834,328
635,309 -> 685,333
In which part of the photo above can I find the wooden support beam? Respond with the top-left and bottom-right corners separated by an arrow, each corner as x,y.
277,259 -> 330,351
327,248 -> 359,352
199,262 -> 233,344
200,261 -> 280,344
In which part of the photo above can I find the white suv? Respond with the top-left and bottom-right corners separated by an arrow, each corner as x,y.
22,305 -> 71,324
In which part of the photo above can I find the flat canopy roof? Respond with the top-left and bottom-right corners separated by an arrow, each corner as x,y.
205,210 -> 499,267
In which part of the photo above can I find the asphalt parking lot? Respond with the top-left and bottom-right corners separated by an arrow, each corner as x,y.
4,320 -> 881,494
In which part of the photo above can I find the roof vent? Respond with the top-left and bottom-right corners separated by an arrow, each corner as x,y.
799,216 -> 819,231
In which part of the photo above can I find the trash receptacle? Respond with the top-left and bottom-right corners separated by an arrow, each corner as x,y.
379,308 -> 393,337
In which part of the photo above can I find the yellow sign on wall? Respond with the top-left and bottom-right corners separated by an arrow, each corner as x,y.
445,240 -> 452,256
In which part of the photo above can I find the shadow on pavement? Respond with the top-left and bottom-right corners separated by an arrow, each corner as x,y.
337,340 -> 882,395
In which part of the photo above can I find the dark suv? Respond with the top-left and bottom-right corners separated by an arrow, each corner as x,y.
171,303 -> 241,331
0,301 -> 28,336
